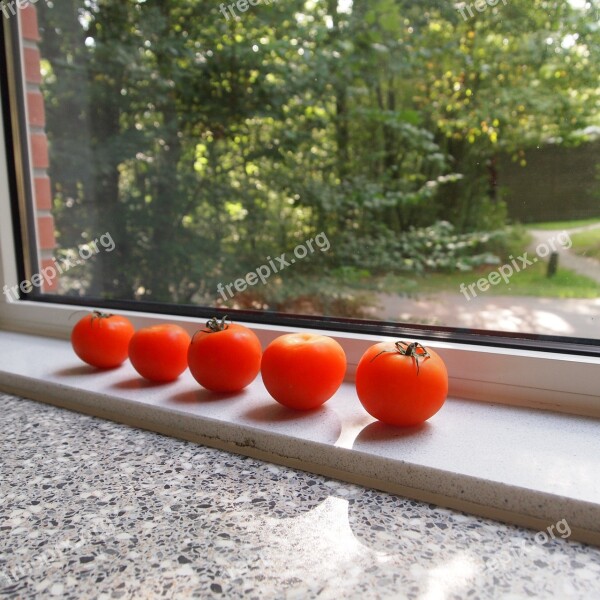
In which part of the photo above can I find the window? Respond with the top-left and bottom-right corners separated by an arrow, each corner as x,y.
1,1 -> 599,359
3,3 -> 600,550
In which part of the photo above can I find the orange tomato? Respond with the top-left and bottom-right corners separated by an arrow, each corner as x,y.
71,311 -> 134,369
188,316 -> 262,392
356,341 -> 448,427
261,333 -> 347,410
128,324 -> 191,382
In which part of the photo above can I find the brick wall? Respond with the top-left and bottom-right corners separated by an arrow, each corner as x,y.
20,5 -> 57,292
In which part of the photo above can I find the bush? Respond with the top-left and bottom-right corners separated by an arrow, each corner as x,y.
334,221 -> 505,274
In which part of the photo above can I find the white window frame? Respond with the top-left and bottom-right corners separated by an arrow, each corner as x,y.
0,33 -> 599,420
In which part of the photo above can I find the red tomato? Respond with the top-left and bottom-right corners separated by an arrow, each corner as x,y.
71,311 -> 135,369
188,316 -> 262,392
356,341 -> 448,427
128,324 -> 191,382
261,333 -> 347,410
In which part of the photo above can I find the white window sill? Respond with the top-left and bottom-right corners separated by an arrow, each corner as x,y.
1,329 -> 599,547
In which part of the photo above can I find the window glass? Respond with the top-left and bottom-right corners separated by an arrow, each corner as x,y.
7,0 -> 600,340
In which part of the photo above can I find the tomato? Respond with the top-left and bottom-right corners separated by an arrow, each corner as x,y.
261,333 -> 347,410
128,324 -> 191,382
71,311 -> 135,369
188,316 -> 262,392
355,341 -> 448,427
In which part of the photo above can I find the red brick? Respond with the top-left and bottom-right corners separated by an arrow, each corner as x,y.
39,259 -> 59,293
27,91 -> 45,127
37,215 -> 56,250
23,47 -> 42,84
20,5 -> 41,42
34,176 -> 52,210
30,133 -> 49,169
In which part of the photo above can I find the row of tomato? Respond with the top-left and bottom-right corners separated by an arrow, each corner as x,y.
71,312 -> 448,427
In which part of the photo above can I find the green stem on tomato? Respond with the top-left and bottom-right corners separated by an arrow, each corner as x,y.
89,310 -> 114,327
370,341 -> 431,375
203,315 -> 230,334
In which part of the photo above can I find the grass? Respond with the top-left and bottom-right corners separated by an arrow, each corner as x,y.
527,217 -> 600,231
570,228 -> 600,261
300,224 -> 600,305
349,260 -> 600,299
345,225 -> 600,299
416,262 -> 600,298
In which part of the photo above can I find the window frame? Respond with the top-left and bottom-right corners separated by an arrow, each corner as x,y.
0,9 -> 599,420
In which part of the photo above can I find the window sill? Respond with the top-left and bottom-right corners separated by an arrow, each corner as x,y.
2,300 -> 600,419
1,329 -> 599,547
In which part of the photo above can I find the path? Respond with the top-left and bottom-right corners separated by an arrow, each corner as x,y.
528,222 -> 600,284
370,293 -> 600,338
369,222 -> 600,338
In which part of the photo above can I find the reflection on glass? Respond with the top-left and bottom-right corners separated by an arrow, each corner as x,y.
26,1 -> 600,338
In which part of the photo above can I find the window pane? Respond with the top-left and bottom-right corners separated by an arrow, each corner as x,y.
9,0 -> 600,340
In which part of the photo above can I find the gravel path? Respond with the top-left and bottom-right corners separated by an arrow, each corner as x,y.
528,223 -> 600,284
369,222 -> 600,338
371,292 -> 600,338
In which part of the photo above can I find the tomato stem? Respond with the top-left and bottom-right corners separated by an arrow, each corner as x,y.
89,310 -> 114,327
204,315 -> 230,333
370,341 -> 431,375
91,310 -> 112,319
69,309 -> 112,323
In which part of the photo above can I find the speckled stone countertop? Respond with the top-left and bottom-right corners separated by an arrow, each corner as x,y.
1,393 -> 600,600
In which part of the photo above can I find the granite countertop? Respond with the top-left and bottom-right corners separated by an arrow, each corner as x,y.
1,393 -> 600,599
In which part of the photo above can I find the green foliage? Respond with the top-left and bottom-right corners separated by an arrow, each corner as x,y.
373,263 -> 600,300
36,0 -> 600,304
218,273 -> 376,320
335,221 -> 504,274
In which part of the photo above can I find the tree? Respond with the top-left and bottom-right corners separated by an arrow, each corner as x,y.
37,0 -> 600,305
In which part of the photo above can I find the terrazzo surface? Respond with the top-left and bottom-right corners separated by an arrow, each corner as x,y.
1,393 -> 600,600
